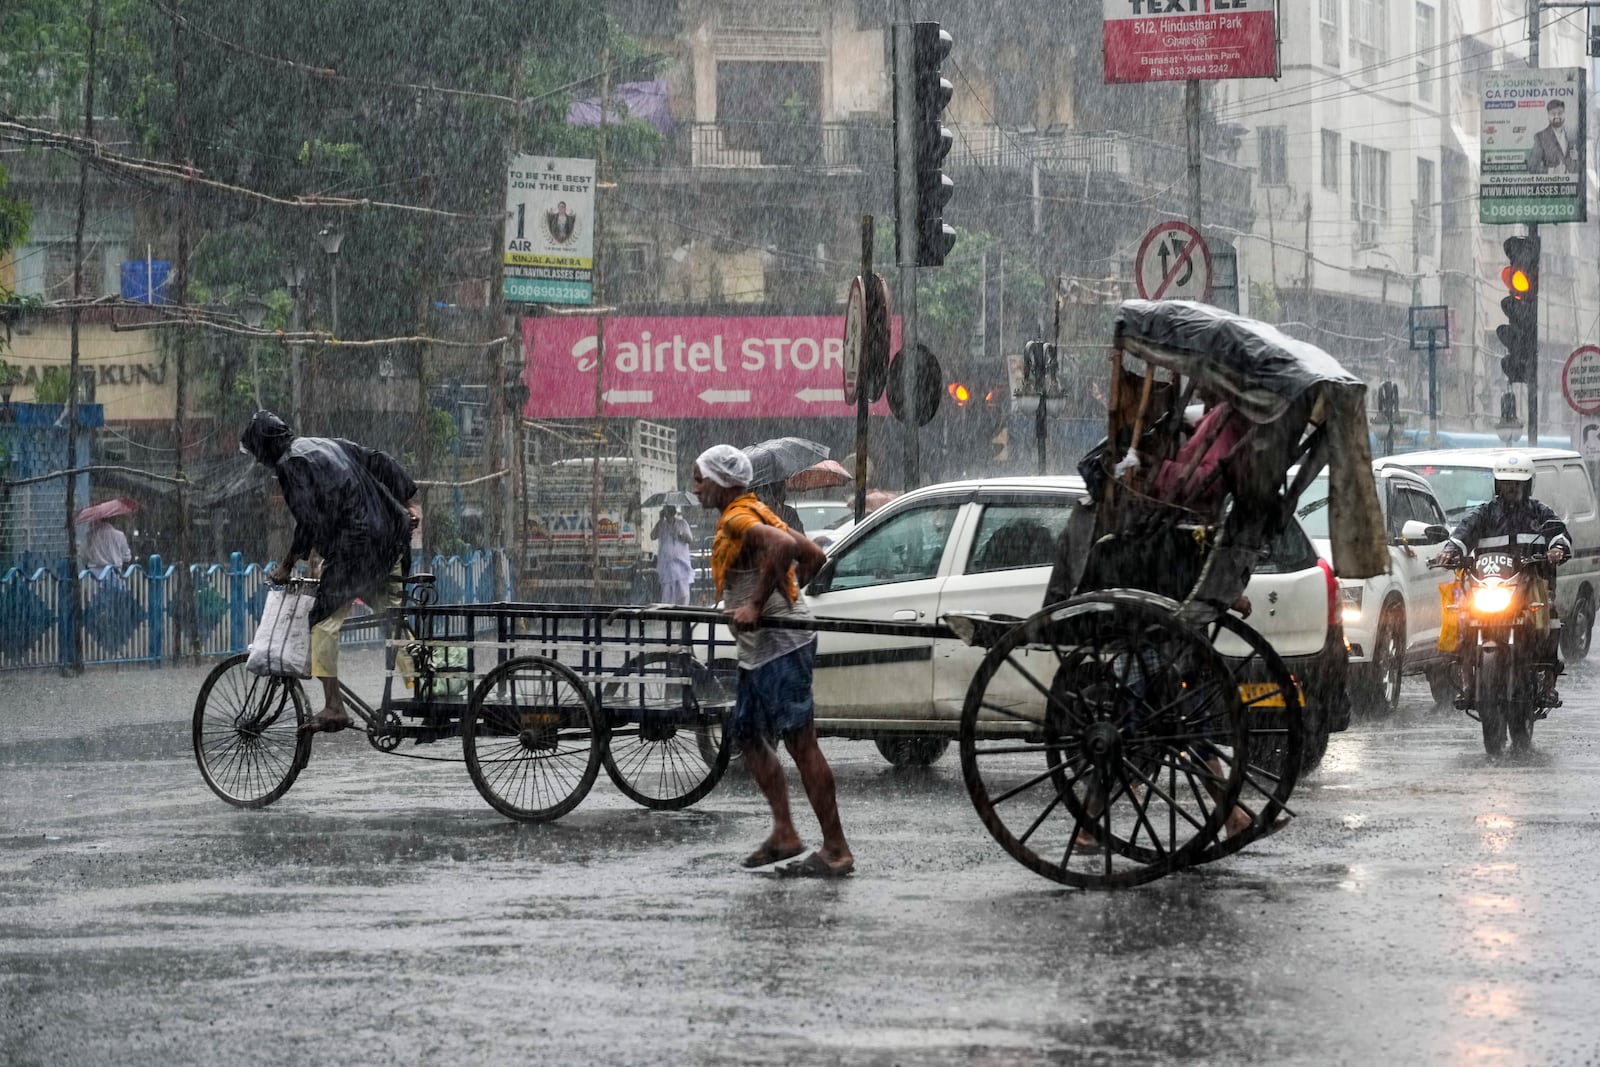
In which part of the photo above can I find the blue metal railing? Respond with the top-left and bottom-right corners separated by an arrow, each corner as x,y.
0,548 -> 505,672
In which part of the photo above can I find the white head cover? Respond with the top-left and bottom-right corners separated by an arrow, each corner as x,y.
695,444 -> 753,488
1493,453 -> 1534,482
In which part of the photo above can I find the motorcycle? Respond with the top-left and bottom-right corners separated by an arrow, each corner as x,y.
1429,519 -> 1567,756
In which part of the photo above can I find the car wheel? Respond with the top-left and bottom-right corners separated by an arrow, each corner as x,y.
1354,601 -> 1405,718
1562,587 -> 1595,662
873,735 -> 950,768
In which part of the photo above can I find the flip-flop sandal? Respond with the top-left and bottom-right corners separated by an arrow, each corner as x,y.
299,712 -> 351,735
777,852 -> 855,879
741,842 -> 806,869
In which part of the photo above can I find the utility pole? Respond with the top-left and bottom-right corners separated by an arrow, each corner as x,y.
893,0 -> 921,490
590,38 -> 611,601
62,0 -> 100,675
170,0 -> 198,659
1185,79 -> 1203,229
1528,0 -> 1542,445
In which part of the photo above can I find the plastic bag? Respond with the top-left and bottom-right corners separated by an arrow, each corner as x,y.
1437,581 -> 1460,653
247,587 -> 314,677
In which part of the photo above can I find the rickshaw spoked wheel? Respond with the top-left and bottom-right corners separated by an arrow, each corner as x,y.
959,593 -> 1246,889
462,655 -> 605,822
192,654 -> 312,808
600,652 -> 731,810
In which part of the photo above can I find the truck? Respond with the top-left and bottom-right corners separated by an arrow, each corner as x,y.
520,420 -> 678,602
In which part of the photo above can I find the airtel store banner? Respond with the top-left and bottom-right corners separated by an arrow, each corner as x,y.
1103,0 -> 1278,84
521,314 -> 899,419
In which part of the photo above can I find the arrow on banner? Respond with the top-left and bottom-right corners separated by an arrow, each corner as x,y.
603,389 -> 654,404
699,389 -> 751,404
796,387 -> 846,403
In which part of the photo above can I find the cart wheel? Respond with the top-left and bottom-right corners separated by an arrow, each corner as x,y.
600,653 -> 731,809
1193,611 -> 1304,863
463,656 -> 604,822
958,593 -> 1245,889
694,659 -> 740,768
192,654 -> 311,808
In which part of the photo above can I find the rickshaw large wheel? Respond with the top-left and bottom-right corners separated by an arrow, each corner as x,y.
600,653 -> 731,809
192,654 -> 311,809
463,656 -> 605,822
1190,611 -> 1304,864
958,593 -> 1246,889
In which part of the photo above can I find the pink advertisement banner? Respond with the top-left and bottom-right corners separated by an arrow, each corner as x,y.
521,314 -> 899,419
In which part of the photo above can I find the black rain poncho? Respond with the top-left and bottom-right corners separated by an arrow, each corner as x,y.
241,413 -> 416,625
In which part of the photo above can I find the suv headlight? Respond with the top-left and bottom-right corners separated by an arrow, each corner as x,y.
1340,585 -> 1363,624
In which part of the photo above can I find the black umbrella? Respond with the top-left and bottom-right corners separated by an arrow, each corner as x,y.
743,437 -> 830,487
643,490 -> 702,509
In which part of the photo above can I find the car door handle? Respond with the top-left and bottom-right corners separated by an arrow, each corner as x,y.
893,609 -> 921,621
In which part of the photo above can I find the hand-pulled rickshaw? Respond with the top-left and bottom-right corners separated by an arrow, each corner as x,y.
946,299 -> 1387,887
192,300 -> 1385,890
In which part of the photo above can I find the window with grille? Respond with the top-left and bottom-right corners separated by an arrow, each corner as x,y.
1416,3 -> 1435,102
1351,0 -> 1388,71
1322,129 -> 1341,190
1350,142 -> 1390,245
1259,126 -> 1287,185
1415,157 -> 1435,255
1321,0 -> 1342,67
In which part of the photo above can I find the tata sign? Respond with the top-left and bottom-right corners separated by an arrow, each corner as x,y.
1102,0 -> 1279,84
1480,67 -> 1588,225
520,315 -> 900,419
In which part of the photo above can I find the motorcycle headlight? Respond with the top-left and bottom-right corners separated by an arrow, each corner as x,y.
1471,585 -> 1514,614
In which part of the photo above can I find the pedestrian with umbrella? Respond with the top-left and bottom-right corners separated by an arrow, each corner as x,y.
649,501 -> 696,606
744,437 -> 830,536
76,497 -> 138,573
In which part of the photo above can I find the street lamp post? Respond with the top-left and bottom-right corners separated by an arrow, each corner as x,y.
282,263 -> 306,423
317,225 -> 343,337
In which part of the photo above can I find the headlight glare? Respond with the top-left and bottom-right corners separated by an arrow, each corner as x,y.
1471,585 -> 1514,614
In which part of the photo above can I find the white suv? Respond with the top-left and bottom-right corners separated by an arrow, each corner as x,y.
792,475 -> 1347,769
1296,466 -> 1453,714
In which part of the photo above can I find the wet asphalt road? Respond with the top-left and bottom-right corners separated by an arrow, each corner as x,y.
6,651 -> 1600,1066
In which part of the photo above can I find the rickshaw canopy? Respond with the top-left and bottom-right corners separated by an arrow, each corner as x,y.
1112,300 -> 1387,582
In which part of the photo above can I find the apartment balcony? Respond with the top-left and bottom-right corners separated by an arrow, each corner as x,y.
640,121 -> 883,180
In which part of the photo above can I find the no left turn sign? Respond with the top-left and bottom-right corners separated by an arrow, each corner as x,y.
1135,221 -> 1212,302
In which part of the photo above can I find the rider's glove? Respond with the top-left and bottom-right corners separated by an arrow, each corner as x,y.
1548,546 -> 1568,565
1438,548 -> 1462,568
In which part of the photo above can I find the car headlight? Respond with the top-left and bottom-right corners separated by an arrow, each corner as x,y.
1470,585 -> 1514,614
1340,585 -> 1363,624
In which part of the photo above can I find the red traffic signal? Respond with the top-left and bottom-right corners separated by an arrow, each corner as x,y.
947,382 -> 970,406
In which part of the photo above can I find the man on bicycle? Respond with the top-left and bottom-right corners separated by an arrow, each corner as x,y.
240,410 -> 420,734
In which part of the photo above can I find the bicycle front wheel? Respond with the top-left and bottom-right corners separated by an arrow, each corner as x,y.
192,654 -> 311,808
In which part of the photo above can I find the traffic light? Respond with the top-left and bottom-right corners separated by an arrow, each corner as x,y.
909,21 -> 956,267
1498,235 -> 1539,383
946,381 -> 970,407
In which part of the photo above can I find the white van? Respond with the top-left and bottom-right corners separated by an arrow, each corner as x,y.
1374,447 -> 1600,658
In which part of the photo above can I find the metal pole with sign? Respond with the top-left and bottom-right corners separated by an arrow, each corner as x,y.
1409,305 -> 1450,446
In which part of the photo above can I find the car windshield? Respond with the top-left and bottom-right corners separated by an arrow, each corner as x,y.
1404,465 -> 1493,520
1294,476 -> 1332,540
795,502 -> 852,531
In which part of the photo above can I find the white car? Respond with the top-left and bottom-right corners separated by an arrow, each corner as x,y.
1295,465 -> 1454,714
790,475 -> 1348,768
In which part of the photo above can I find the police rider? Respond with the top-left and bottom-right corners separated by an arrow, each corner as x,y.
1437,453 -> 1570,699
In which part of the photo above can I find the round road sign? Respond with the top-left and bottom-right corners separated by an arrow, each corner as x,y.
861,271 -> 891,403
1134,221 -> 1212,302
843,276 -> 866,405
1563,345 -> 1600,414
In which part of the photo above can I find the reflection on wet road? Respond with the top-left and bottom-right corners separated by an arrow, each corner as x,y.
5,652 -> 1600,1064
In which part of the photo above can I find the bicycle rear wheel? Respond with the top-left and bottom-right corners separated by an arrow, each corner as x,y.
601,653 -> 731,809
192,654 -> 311,808
463,656 -> 605,822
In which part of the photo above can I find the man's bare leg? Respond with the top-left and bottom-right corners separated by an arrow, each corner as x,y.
740,739 -> 805,860
301,676 -> 350,733
783,725 -> 852,867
